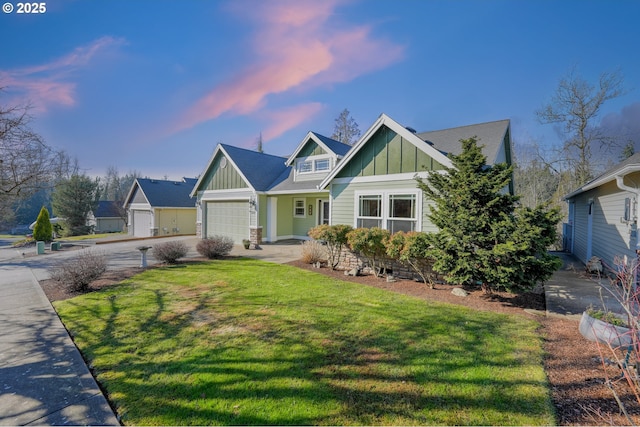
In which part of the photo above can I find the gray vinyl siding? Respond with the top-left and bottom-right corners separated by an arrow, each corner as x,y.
330,180 -> 436,232
569,180 -> 636,268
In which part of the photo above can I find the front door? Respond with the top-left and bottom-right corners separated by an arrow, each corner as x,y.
318,200 -> 329,225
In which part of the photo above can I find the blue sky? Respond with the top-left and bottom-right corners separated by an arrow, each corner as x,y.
1,0 -> 639,180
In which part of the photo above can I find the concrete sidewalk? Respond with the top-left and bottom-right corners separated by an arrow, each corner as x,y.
0,263 -> 118,425
544,251 -> 625,321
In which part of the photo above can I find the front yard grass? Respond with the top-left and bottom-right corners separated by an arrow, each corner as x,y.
54,258 -> 555,425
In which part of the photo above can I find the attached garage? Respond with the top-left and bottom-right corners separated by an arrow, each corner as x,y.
132,210 -> 152,237
205,201 -> 250,243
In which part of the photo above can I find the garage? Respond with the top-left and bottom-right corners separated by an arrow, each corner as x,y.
205,201 -> 250,243
132,210 -> 152,237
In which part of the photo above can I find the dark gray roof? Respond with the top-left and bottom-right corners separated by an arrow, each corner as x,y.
310,132 -> 351,156
221,144 -> 287,191
94,201 -> 121,218
136,177 -> 197,207
416,119 -> 510,163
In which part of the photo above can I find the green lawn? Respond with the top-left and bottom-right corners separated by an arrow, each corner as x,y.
54,259 -> 555,426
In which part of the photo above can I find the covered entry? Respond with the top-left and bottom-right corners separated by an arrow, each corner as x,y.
205,201 -> 250,243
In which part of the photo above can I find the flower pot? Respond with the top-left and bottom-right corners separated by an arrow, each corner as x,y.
579,311 -> 632,347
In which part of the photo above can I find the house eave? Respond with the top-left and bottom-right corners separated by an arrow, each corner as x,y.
564,164 -> 640,200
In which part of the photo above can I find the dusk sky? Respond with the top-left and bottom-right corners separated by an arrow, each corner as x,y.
1,0 -> 639,180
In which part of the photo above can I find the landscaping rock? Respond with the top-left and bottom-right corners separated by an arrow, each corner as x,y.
344,268 -> 360,276
451,287 -> 468,297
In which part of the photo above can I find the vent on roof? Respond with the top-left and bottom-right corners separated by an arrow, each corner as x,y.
405,126 -> 417,133
424,139 -> 434,146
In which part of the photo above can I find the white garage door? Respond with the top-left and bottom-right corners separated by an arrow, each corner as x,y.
133,210 -> 152,237
206,201 -> 249,243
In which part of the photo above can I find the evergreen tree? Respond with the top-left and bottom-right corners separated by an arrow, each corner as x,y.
416,137 -> 562,293
52,174 -> 100,236
33,206 -> 52,242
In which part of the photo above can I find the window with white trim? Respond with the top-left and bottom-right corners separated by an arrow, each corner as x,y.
294,198 -> 306,217
388,194 -> 416,233
356,192 -> 419,231
315,158 -> 330,171
357,195 -> 382,228
298,161 -> 313,173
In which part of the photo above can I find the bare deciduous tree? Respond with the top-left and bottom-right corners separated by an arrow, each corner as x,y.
536,68 -> 625,187
0,94 -> 70,222
331,108 -> 361,145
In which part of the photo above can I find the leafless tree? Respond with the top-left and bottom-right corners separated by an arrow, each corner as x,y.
331,108 -> 361,145
0,94 -> 70,222
536,68 -> 626,188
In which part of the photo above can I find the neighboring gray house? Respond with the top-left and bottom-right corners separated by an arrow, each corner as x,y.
564,153 -> 640,269
124,177 -> 198,237
88,201 -> 125,233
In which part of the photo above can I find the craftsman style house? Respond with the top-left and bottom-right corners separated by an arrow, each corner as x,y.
191,113 -> 513,245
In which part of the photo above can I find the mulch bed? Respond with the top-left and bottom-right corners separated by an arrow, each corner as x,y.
39,256 -> 640,426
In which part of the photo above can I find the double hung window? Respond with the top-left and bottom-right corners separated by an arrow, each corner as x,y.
356,192 -> 418,232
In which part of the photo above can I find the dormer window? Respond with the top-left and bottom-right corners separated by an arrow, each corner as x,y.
297,156 -> 331,174
315,159 -> 330,171
298,161 -> 313,173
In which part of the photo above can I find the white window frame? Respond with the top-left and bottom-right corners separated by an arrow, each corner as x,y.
354,190 -> 421,232
298,161 -> 313,173
315,158 -> 330,172
296,155 -> 332,174
293,198 -> 306,218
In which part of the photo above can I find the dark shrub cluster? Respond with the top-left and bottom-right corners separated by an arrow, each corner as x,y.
152,241 -> 189,264
49,250 -> 107,292
196,235 -> 234,259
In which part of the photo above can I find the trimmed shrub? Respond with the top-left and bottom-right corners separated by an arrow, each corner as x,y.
153,241 -> 188,264
196,236 -> 234,259
346,227 -> 391,277
33,206 -> 53,242
386,231 -> 435,288
300,240 -> 328,264
308,224 -> 352,270
49,249 -> 107,292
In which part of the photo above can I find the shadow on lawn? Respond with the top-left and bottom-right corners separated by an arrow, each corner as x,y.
59,264 -> 552,425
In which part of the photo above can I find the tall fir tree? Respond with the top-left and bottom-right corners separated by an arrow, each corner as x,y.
416,137 -> 561,293
52,174 -> 100,236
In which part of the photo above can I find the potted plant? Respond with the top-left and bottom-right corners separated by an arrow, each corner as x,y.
242,239 -> 251,249
579,306 -> 631,347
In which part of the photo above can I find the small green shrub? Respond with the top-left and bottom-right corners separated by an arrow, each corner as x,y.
308,224 -> 352,270
300,240 -> 328,264
196,236 -> 234,259
33,206 -> 53,242
153,241 -> 188,264
49,249 -> 107,292
347,227 -> 390,277
586,306 -> 628,327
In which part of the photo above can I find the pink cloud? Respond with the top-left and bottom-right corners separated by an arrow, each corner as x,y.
262,102 -> 325,142
175,0 -> 405,133
0,36 -> 125,112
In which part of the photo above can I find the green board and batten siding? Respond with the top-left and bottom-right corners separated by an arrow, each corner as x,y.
204,154 -> 249,191
336,126 -> 444,178
297,141 -> 327,158
331,125 -> 442,232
